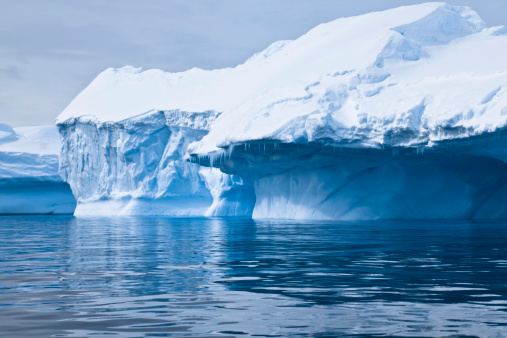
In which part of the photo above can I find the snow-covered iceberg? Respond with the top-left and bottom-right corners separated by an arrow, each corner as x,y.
0,124 -> 76,214
58,2 -> 507,220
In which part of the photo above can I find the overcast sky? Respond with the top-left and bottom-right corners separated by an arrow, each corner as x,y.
1,0 -> 506,127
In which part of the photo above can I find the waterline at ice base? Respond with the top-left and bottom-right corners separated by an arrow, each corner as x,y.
55,3 -> 507,220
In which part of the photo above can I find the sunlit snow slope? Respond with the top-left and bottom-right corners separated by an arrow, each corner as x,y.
0,124 -> 76,214
58,3 -> 507,219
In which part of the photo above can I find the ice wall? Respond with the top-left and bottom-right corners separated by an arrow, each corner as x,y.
58,111 -> 254,216
0,125 -> 76,214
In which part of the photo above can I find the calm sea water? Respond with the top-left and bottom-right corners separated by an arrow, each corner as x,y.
1,217 -> 507,337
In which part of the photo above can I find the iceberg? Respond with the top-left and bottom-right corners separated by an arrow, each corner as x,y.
0,124 -> 76,214
57,3 -> 507,220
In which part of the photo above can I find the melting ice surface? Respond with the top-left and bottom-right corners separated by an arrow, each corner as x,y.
1,216 -> 507,337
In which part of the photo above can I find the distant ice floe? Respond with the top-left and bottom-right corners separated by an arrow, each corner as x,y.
0,124 -> 75,214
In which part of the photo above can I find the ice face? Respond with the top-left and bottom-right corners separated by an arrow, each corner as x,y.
58,111 -> 255,216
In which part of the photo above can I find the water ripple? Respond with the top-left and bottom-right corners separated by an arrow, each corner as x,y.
0,216 -> 507,336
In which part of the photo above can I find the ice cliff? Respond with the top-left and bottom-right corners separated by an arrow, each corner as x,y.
58,111 -> 254,216
58,2 -> 507,220
0,124 -> 76,214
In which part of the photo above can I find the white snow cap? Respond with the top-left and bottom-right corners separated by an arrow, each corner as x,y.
57,2 -> 507,153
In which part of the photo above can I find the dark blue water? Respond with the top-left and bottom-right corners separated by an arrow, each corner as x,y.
1,217 -> 507,337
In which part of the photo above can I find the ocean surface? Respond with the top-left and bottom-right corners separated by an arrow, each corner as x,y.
1,217 -> 507,337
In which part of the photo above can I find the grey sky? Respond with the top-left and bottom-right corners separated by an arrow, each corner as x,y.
1,0 -> 506,127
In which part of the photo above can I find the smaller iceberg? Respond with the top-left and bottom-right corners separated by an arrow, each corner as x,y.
0,124 -> 76,214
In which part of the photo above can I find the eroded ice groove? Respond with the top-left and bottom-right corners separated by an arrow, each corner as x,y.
0,124 -> 76,215
57,110 -> 254,216
190,130 -> 507,220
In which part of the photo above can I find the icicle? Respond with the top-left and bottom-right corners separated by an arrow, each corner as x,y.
226,144 -> 235,159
